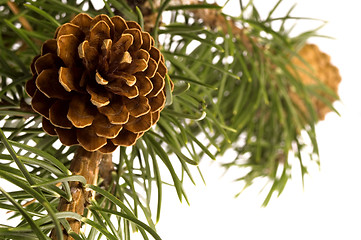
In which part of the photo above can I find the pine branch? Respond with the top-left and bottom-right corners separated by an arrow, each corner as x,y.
6,1 -> 33,31
0,0 -> 341,238
50,147 -> 104,240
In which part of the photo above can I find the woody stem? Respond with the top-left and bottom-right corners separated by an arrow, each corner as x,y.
7,1 -> 33,31
50,147 -> 108,240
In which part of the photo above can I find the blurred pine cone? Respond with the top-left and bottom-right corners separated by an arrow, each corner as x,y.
26,13 -> 173,153
290,43 -> 341,121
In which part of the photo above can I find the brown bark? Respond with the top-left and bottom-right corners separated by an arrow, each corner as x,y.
50,147 -> 103,240
98,153 -> 114,189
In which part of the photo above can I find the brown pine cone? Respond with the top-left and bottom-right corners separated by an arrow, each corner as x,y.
26,13 -> 173,153
290,43 -> 341,121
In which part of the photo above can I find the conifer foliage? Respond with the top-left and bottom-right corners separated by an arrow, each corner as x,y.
0,0 -> 340,239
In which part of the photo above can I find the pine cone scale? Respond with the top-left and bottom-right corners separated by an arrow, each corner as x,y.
99,140 -> 117,153
42,118 -> 57,136
25,75 -> 37,97
135,49 -> 150,62
59,67 -> 82,92
124,29 -> 143,51
67,95 -> 96,128
31,90 -> 54,118
86,83 -> 111,107
124,113 -> 152,133
41,39 -> 57,55
49,100 -> 73,129
98,97 -> 129,125
78,41 -> 98,71
57,23 -> 84,41
111,34 -> 133,56
144,58 -> 158,78
36,69 -> 71,100
77,126 -> 107,151
149,47 -> 161,63
89,21 -> 111,50
111,16 -> 128,41
116,72 -> 137,87
105,79 -> 139,98
290,44 -> 341,121
111,129 -> 139,146
140,32 -> 152,51
70,13 -> 92,35
57,34 -> 81,67
148,72 -> 165,97
151,111 -> 161,125
55,127 -> 78,146
149,91 -> 166,112
34,53 -> 59,74
135,74 -> 153,96
124,95 -> 150,117
93,114 -> 123,138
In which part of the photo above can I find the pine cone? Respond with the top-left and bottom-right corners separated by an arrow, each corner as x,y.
26,13 -> 173,153
289,44 -> 341,121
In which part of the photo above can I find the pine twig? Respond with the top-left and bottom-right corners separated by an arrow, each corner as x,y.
6,1 -> 33,31
98,153 -> 114,189
50,147 -> 104,240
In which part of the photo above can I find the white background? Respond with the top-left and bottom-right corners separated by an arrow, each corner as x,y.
154,0 -> 361,240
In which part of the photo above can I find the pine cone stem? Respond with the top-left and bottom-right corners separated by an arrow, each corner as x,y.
50,147 -> 103,240
98,153 -> 115,189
